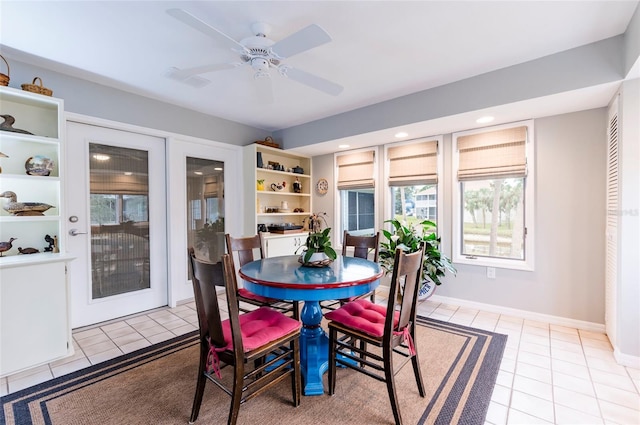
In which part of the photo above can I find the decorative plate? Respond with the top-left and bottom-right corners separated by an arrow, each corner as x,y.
316,178 -> 329,195
25,155 -> 54,176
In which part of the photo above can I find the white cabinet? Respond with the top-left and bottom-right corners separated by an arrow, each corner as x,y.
0,87 -> 65,255
243,143 -> 312,235
0,87 -> 73,376
263,233 -> 307,257
0,256 -> 73,376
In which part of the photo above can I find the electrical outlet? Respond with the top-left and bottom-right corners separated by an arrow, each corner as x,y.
487,267 -> 496,279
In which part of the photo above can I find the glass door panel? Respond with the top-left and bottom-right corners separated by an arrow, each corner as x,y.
89,143 -> 150,299
186,157 -> 225,266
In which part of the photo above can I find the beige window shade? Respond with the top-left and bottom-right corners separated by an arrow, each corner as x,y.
457,126 -> 527,181
337,150 -> 375,189
388,140 -> 438,186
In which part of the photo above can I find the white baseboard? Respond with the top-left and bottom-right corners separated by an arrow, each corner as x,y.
429,294 -> 606,333
614,348 -> 640,369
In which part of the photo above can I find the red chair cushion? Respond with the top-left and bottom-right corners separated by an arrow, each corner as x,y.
238,288 -> 278,304
221,307 -> 301,351
325,299 -> 399,338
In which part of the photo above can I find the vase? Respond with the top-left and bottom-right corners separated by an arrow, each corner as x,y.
418,280 -> 436,301
299,251 -> 333,267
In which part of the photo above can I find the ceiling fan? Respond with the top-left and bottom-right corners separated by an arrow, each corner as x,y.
166,8 -> 343,103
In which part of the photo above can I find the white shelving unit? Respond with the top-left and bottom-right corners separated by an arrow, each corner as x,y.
242,143 -> 311,256
0,86 -> 73,377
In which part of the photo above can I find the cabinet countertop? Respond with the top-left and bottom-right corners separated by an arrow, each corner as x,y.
0,252 -> 75,269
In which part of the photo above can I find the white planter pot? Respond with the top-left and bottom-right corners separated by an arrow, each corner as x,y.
418,280 -> 436,301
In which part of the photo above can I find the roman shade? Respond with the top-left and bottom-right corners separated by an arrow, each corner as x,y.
388,140 -> 438,186
457,126 -> 527,181
337,150 -> 375,189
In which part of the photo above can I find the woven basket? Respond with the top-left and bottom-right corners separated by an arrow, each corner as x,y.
21,77 -> 53,96
0,55 -> 9,87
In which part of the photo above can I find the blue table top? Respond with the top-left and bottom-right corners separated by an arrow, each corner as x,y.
240,255 -> 383,289
239,255 -> 384,302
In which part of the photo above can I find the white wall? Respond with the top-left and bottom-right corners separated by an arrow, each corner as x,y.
313,108 -> 609,325
615,78 -> 640,361
438,109 -> 607,324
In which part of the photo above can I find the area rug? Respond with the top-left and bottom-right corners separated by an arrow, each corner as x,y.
1,316 -> 506,425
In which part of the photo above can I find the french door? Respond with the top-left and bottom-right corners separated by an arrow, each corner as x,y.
66,122 -> 167,328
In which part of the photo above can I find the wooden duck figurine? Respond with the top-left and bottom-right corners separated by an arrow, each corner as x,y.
0,115 -> 33,135
0,237 -> 17,256
0,191 -> 55,216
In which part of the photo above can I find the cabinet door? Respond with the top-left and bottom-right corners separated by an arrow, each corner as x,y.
0,261 -> 69,376
264,235 -> 305,257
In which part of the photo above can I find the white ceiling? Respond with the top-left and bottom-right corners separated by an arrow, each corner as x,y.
1,1 -> 638,149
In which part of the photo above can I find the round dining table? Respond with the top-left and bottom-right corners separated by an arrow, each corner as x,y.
239,254 -> 383,396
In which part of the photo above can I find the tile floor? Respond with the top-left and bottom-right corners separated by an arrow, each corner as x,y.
2,289 -> 639,425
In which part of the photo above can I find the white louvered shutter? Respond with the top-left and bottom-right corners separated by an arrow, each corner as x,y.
605,98 -> 619,346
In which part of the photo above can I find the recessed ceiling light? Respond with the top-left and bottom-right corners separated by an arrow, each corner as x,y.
214,167 -> 223,171
124,172 -> 133,176
476,116 -> 494,124
92,154 -> 110,161
395,132 -> 408,138
194,171 -> 203,175
338,144 -> 350,149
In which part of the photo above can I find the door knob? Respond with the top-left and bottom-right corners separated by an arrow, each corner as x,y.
69,228 -> 88,236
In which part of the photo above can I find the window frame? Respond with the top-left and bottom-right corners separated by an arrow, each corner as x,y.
452,120 -> 535,271
383,136 -> 444,232
334,147 -> 379,246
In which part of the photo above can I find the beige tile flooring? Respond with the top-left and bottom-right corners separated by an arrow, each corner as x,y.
2,289 -> 639,425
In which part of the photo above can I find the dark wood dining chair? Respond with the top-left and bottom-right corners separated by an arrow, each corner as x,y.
320,230 -> 380,311
225,233 -> 299,320
188,250 -> 302,425
325,245 -> 425,425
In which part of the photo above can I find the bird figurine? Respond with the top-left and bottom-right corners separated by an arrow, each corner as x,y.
0,237 -> 17,256
44,234 -> 55,252
0,115 -> 33,135
0,191 -> 55,216
18,247 -> 40,254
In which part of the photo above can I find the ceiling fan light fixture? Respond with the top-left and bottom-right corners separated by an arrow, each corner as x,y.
251,58 -> 271,72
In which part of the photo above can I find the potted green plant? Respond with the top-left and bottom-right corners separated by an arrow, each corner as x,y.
379,218 -> 456,299
195,218 -> 225,262
297,212 -> 337,266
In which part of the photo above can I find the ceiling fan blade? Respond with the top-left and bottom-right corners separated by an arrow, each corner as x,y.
169,63 -> 236,79
254,74 -> 274,104
167,8 -> 247,52
283,67 -> 343,96
271,24 -> 332,58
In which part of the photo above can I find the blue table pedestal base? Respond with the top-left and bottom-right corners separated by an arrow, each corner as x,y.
298,300 -> 358,396
299,301 -> 328,396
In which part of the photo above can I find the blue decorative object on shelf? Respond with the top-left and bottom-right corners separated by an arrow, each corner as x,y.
256,151 -> 263,168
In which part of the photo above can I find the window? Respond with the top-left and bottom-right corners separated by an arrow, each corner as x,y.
336,149 -> 377,240
342,188 -> 374,233
386,138 -> 441,228
453,122 -> 534,270
90,194 -> 148,225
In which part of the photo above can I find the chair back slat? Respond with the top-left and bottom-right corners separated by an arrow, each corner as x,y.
342,230 -> 380,262
225,234 -> 264,268
221,254 -> 245,358
385,245 -> 424,336
188,248 -> 226,348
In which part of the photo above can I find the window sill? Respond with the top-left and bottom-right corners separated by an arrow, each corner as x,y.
453,255 -> 534,271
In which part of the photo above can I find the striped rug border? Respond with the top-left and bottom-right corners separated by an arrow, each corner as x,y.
1,317 -> 506,425
416,316 -> 507,425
